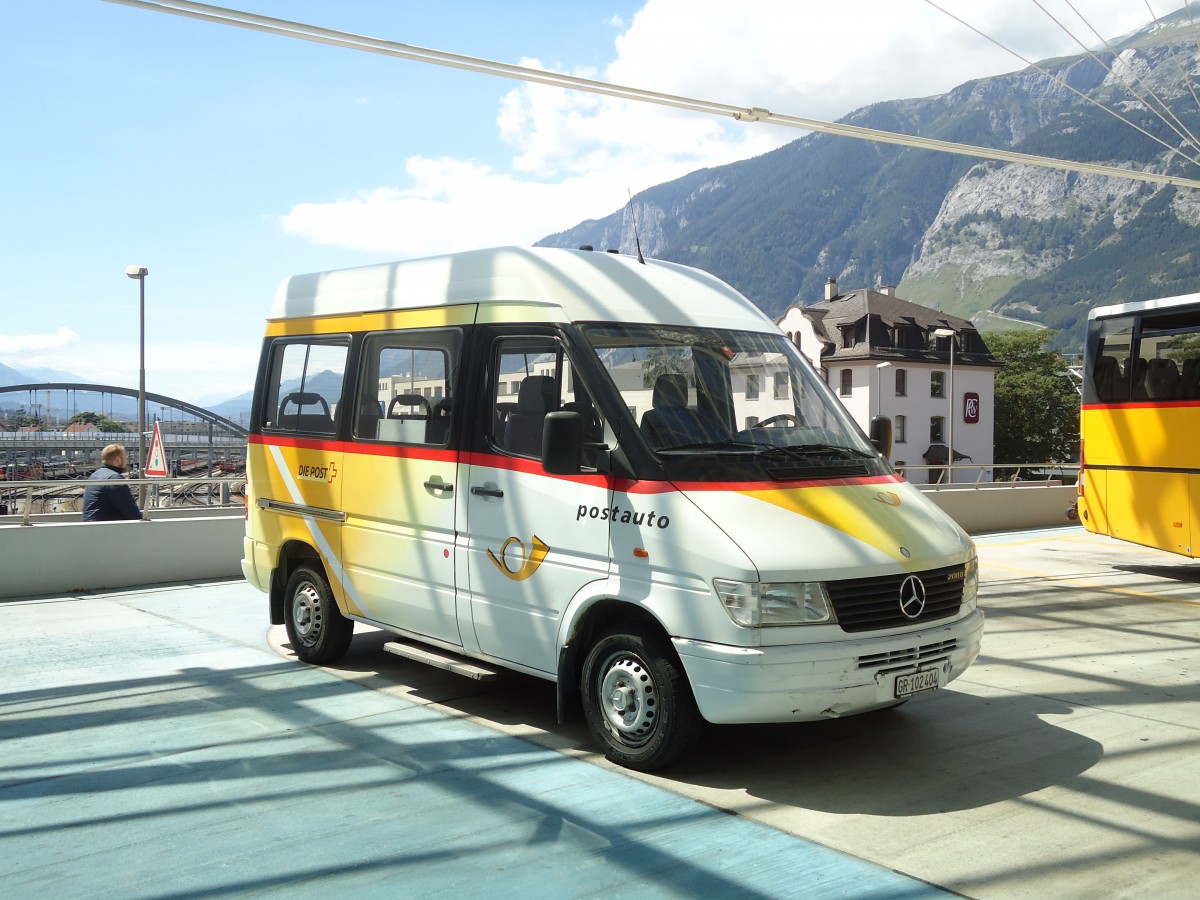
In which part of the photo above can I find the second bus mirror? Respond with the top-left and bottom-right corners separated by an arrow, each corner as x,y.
870,415 -> 892,459
543,411 -> 583,475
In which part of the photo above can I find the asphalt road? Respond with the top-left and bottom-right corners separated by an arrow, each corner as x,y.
4,525 -> 1197,897
285,526 -> 1200,899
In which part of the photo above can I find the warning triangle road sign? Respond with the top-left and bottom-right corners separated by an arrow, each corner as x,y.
145,421 -> 169,477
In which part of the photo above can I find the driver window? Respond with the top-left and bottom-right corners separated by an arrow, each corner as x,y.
490,335 -> 603,463
357,330 -> 460,446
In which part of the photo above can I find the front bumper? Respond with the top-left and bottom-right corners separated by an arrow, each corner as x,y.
674,609 -> 985,724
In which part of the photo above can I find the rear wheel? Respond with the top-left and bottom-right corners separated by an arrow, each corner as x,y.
580,625 -> 702,771
284,563 -> 353,664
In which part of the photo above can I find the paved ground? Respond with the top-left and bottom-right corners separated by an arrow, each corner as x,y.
3,525 -> 1198,898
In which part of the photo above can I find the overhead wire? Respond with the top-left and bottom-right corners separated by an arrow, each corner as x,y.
1144,0 -> 1200,118
102,0 -> 1200,190
924,0 -> 1200,173
1041,0 -> 1200,158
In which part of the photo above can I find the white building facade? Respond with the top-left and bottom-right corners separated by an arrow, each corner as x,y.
778,280 -> 999,485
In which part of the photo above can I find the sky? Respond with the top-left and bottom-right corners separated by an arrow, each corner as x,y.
0,0 -> 1186,406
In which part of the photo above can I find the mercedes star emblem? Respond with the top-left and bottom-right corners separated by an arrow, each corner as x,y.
899,574 -> 927,619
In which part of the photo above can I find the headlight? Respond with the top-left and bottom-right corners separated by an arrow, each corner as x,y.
713,579 -> 833,627
962,555 -> 979,611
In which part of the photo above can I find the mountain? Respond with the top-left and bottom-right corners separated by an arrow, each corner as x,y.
0,362 -> 89,387
0,362 -> 91,412
536,8 -> 1200,354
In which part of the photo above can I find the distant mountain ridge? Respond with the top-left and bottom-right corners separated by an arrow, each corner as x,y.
537,7 -> 1200,353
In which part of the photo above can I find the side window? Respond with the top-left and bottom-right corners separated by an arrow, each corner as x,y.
895,368 -> 907,397
263,339 -> 349,435
930,415 -> 945,443
489,335 -> 602,463
931,371 -> 945,398
358,330 -> 460,446
839,369 -> 852,397
895,414 -> 907,443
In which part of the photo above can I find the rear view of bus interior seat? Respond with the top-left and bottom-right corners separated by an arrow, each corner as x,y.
503,376 -> 558,456
1144,358 -> 1180,399
278,391 -> 335,433
640,374 -> 726,449
1093,356 -> 1121,402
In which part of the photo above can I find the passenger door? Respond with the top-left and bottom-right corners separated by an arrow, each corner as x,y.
461,329 -> 612,674
340,329 -> 464,644
255,338 -> 349,603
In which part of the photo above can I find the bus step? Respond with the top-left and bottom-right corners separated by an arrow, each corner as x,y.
382,639 -> 501,681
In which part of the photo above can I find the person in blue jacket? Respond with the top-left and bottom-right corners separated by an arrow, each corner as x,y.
82,444 -> 144,522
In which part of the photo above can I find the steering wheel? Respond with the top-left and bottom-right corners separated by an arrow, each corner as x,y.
756,413 -> 801,428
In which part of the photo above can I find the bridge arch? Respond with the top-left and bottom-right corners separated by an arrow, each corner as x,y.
0,383 -> 248,438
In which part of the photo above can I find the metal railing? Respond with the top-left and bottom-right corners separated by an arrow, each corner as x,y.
901,461 -> 1080,488
0,476 -> 247,525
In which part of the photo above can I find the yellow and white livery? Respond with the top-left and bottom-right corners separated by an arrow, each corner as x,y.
242,246 -> 983,770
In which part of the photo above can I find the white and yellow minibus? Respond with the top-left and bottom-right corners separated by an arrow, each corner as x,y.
242,246 -> 983,769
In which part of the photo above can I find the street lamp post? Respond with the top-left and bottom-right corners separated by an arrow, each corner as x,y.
125,266 -> 148,505
874,361 -> 892,419
932,327 -> 955,484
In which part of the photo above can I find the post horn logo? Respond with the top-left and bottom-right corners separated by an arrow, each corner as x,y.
487,534 -> 550,581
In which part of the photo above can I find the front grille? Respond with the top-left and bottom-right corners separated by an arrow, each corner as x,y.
827,564 -> 965,633
858,639 -> 958,670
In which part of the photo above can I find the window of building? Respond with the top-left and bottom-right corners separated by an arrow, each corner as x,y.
839,369 -> 853,396
930,415 -> 945,443
895,368 -> 907,397
745,373 -> 760,400
773,371 -> 789,400
895,414 -> 907,443
931,371 -> 945,398
745,416 -> 759,429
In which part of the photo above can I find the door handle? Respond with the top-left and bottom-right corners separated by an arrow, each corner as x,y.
470,486 -> 504,498
424,480 -> 454,494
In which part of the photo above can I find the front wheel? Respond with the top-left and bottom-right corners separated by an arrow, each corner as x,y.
284,563 -> 354,664
580,626 -> 702,771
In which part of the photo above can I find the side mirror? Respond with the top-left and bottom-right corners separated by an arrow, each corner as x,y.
869,415 -> 892,459
542,411 -> 583,475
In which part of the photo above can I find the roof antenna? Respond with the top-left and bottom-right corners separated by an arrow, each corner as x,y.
627,189 -> 646,264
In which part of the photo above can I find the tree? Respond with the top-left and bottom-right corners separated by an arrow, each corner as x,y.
68,411 -> 126,432
987,330 -> 1080,466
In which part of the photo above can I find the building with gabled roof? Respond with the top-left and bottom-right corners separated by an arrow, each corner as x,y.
778,277 -> 1001,484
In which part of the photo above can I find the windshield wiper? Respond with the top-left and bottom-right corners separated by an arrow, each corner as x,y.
761,444 -> 877,462
657,439 -> 771,453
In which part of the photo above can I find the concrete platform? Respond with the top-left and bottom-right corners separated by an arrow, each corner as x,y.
3,525 -> 1199,897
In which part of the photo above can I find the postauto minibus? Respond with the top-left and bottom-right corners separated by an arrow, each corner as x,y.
242,246 -> 983,770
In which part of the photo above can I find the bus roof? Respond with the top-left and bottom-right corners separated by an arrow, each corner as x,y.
269,246 -> 776,332
1089,291 -> 1200,321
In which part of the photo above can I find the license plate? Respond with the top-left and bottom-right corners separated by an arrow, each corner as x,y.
894,668 -> 940,698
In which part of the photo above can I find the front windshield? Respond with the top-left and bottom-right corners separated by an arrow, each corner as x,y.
581,322 -> 889,482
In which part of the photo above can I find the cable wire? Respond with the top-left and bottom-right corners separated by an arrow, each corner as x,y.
1144,0 -> 1200,119
1045,0 -> 1200,158
925,0 -> 1200,172
103,0 -> 1200,190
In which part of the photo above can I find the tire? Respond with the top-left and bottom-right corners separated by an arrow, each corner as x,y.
580,625 -> 702,771
283,563 -> 354,665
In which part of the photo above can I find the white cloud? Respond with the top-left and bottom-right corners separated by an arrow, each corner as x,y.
0,327 -> 81,357
278,0 -> 1181,258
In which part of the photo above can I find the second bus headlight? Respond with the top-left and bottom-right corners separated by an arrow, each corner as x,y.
713,579 -> 834,627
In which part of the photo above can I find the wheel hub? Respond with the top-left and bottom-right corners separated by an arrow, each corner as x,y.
598,654 -> 657,745
292,582 -> 322,644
